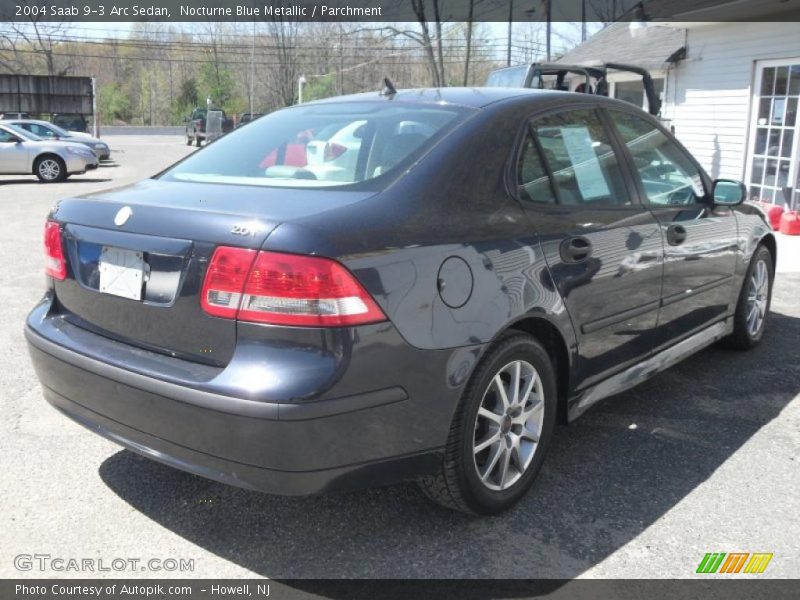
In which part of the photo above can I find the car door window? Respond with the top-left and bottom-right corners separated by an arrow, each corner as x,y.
32,124 -> 55,138
609,110 -> 706,206
516,133 -> 558,204
530,109 -> 631,206
0,130 -> 14,143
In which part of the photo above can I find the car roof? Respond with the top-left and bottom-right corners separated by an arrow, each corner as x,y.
9,119 -> 55,127
306,87 -> 637,113
308,87 -> 577,109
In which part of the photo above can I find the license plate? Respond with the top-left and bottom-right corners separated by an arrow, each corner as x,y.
98,246 -> 144,301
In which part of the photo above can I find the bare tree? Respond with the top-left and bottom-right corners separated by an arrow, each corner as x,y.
0,1 -> 71,75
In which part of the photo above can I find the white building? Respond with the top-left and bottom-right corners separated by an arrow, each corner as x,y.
557,17 -> 800,208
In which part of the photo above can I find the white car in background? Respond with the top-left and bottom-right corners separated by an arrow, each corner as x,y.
9,120 -> 111,161
304,120 -> 367,182
0,123 -> 98,182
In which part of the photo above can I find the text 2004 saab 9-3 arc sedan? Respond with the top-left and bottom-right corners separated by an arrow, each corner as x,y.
26,88 -> 775,514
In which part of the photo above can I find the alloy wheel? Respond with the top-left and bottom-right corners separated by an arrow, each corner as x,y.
39,159 -> 61,181
746,259 -> 769,337
473,359 -> 545,491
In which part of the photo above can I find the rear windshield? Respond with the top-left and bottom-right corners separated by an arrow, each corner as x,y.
486,66 -> 530,87
161,102 -> 469,189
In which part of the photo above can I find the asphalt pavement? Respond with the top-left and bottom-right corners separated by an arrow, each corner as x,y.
1,136 -> 798,580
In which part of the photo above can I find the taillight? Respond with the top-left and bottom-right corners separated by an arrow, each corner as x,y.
323,142 -> 347,162
44,221 -> 66,280
201,248 -> 386,327
200,246 -> 257,318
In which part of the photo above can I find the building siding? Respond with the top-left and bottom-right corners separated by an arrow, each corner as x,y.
664,22 -> 800,181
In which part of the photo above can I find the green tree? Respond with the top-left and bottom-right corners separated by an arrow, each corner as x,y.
98,83 -> 131,124
303,75 -> 337,102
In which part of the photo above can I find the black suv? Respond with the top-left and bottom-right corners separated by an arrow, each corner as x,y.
26,88 -> 775,514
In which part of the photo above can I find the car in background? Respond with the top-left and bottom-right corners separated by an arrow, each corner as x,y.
236,112 -> 263,127
51,113 -> 90,134
185,108 -> 234,146
0,112 -> 31,120
9,119 -> 110,160
0,122 -> 98,182
26,89 -> 774,515
303,119 -> 367,181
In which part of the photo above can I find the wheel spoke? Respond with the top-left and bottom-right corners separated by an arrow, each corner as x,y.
494,374 -> 510,410
478,406 -> 504,425
480,444 -> 504,482
474,431 -> 501,454
520,371 -> 537,407
511,361 -> 521,406
521,424 -> 540,443
498,445 -> 512,488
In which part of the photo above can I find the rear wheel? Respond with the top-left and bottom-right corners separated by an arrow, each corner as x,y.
186,135 -> 192,146
195,136 -> 202,147
420,332 -> 557,514
726,245 -> 773,349
34,155 -> 66,182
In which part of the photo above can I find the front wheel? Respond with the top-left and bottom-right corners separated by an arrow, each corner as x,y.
420,332 -> 557,514
186,136 -> 192,146
195,136 -> 202,147
34,155 -> 67,182
726,245 -> 774,349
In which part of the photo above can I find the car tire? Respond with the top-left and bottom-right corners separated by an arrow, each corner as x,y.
195,136 -> 202,147
419,332 -> 557,514
34,155 -> 67,183
186,136 -> 192,146
725,245 -> 774,350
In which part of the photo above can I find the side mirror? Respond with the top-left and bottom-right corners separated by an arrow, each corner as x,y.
712,179 -> 746,206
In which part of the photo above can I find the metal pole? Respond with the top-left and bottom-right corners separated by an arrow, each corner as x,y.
581,0 -> 587,41
507,0 -> 512,66
91,77 -> 98,138
298,76 -> 306,104
546,0 -> 552,61
249,18 -> 255,116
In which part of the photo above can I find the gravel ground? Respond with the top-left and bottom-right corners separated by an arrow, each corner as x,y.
1,136 -> 798,580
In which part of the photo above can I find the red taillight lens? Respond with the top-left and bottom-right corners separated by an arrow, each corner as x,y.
201,247 -> 386,327
323,142 -> 347,162
200,246 -> 257,318
44,221 -> 66,280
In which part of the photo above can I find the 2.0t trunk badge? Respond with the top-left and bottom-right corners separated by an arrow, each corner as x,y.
114,206 -> 133,227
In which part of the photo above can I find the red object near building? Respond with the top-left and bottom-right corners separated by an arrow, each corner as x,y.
779,211 -> 800,236
750,201 -> 784,230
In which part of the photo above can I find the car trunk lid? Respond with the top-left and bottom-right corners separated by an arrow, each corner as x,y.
51,178 -> 374,365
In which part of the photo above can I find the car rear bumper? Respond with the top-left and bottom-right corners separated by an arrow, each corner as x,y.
25,297 -> 469,495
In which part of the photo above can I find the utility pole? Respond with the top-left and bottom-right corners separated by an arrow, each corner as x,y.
507,0 -> 513,66
546,0 -> 552,61
249,18 -> 256,116
581,0 -> 587,41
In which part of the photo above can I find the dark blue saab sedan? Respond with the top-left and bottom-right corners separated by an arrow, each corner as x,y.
26,88 -> 775,514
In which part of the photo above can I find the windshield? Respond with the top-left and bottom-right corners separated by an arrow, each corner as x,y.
161,102 -> 469,188
486,65 -> 530,87
46,122 -> 71,137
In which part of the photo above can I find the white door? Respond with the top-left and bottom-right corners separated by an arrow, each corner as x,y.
0,129 -> 30,174
745,59 -> 800,208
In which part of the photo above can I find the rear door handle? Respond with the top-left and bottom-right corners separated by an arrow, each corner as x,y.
560,236 -> 592,263
667,225 -> 687,246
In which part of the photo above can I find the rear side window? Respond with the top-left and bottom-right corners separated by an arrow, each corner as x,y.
162,102 -> 468,189
531,109 -> 631,206
517,134 -> 557,204
609,110 -> 706,205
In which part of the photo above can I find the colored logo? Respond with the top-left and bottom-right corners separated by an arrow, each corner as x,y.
696,552 -> 773,574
